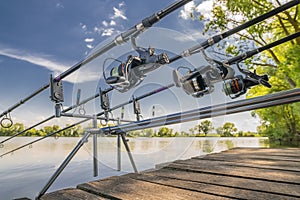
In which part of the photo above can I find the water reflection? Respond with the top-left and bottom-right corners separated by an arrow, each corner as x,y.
0,136 -> 268,200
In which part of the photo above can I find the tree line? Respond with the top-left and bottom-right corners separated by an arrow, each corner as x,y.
0,123 -> 85,137
0,120 -> 258,138
127,120 -> 259,137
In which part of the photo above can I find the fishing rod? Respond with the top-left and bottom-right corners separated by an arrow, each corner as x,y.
7,27 -> 295,151
224,31 -> 300,66
0,0 -> 192,120
174,31 -> 300,99
103,0 -> 300,93
0,87 -> 113,145
107,83 -> 175,113
98,88 -> 300,135
169,0 -> 300,62
0,83 -> 174,157
0,115 -> 134,158
0,119 -> 89,158
38,88 -> 300,199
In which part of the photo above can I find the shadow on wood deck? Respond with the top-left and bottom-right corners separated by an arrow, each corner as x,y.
40,148 -> 300,200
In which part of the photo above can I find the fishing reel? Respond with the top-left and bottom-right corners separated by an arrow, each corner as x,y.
173,62 -> 271,99
103,37 -> 170,93
173,64 -> 235,98
223,65 -> 271,99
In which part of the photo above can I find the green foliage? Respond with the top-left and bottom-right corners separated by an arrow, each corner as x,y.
157,127 -> 175,137
0,123 -> 85,137
201,0 -> 300,145
0,123 -> 24,136
193,120 -> 214,136
216,122 -> 238,137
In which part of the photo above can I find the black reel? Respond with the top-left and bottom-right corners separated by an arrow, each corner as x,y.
173,68 -> 207,97
173,60 -> 271,99
223,70 -> 271,99
173,64 -> 230,98
103,46 -> 169,93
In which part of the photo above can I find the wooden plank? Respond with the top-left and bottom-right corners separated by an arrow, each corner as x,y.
144,168 -> 300,198
220,148 -> 300,157
177,158 -> 300,172
77,175 -> 230,200
225,147 -> 300,153
40,188 -> 107,200
197,153 -> 300,162
130,173 -> 298,200
201,154 -> 300,170
165,160 -> 300,184
39,148 -> 300,199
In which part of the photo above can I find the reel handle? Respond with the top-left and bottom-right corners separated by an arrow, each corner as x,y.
259,77 -> 272,88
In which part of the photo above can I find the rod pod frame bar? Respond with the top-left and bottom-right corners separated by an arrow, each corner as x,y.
0,86 -> 113,145
37,88 -> 300,199
0,84 -> 175,156
98,88 -> 300,135
0,0 -> 192,120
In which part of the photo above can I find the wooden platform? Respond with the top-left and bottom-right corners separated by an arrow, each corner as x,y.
40,148 -> 300,200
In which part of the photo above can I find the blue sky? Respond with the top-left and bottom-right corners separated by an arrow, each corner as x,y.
0,0 -> 261,132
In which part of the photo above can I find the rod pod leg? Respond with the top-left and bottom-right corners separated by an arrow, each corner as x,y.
120,133 -> 138,173
117,134 -> 121,171
36,131 -> 92,199
92,116 -> 98,177
116,118 -> 122,171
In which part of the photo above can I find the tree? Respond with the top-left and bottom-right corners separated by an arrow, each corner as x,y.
217,122 -> 238,137
157,127 -> 174,137
195,0 -> 300,143
195,120 -> 214,136
62,124 -> 84,137
0,123 -> 25,136
143,129 -> 154,137
189,127 -> 195,135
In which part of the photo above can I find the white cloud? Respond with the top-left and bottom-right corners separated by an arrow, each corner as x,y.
179,0 -> 214,20
0,46 -> 104,84
174,31 -> 205,42
56,2 -> 64,9
111,7 -> 127,20
195,0 -> 213,20
86,44 -> 94,49
101,28 -> 115,36
84,38 -> 94,43
80,23 -> 87,31
93,26 -> 102,34
179,1 -> 196,20
80,2 -> 127,54
98,4 -> 127,37
110,20 -> 116,26
118,1 -> 125,8
102,20 -> 108,27
0,47 -> 69,74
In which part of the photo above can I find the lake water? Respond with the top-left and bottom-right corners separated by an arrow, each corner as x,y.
0,136 -> 268,199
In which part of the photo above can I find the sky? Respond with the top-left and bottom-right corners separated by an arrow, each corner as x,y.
0,0 -> 261,132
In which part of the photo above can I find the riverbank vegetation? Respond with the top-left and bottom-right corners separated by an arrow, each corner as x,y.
0,119 -> 298,146
0,120 -> 260,138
